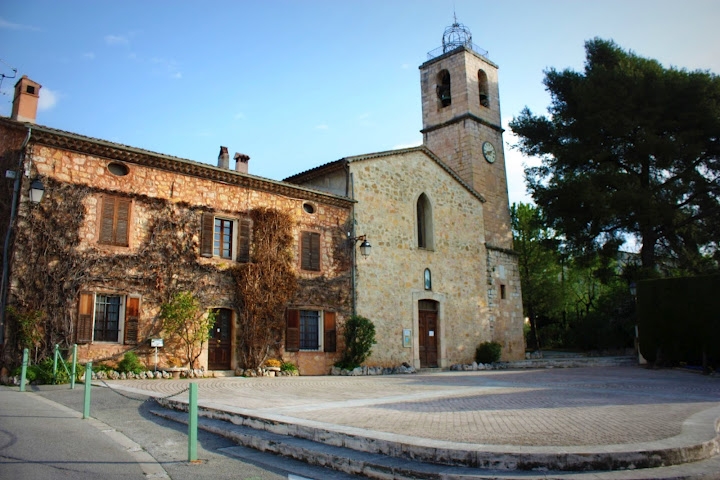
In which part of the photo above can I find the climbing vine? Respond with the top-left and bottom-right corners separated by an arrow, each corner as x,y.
231,208 -> 297,369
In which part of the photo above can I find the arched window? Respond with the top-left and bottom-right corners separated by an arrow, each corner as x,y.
478,69 -> 489,107
436,70 -> 451,107
417,193 -> 434,249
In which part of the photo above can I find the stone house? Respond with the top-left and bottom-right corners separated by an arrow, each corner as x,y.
0,77 -> 354,376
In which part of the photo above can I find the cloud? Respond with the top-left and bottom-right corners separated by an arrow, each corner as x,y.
150,57 -> 182,79
38,87 -> 59,111
83,52 -> 95,60
315,124 -> 329,130
0,17 -> 41,31
105,34 -> 130,46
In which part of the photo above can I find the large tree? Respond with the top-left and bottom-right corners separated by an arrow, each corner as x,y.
510,38 -> 720,276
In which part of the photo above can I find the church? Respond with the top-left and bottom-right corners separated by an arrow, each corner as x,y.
286,20 -> 525,366
0,21 -> 524,375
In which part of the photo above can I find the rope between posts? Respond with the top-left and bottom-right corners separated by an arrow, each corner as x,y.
97,379 -> 192,402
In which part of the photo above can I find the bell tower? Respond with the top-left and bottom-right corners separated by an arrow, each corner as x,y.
419,19 -> 511,249
420,19 -> 525,360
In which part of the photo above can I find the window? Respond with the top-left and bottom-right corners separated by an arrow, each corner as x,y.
99,196 -> 131,247
417,193 -> 434,249
300,231 -> 321,271
107,162 -> 130,176
478,69 -> 490,107
77,292 -> 140,344
436,70 -> 451,107
215,218 -> 233,258
201,213 -> 251,262
500,284 -> 507,300
285,309 -> 336,352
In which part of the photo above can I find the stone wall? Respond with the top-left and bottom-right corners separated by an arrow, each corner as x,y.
351,150 -> 493,367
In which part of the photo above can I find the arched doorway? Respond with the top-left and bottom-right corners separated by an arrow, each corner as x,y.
209,308 -> 232,370
418,300 -> 439,367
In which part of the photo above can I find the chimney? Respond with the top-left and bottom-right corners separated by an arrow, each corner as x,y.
11,76 -> 42,123
218,146 -> 229,169
234,152 -> 250,174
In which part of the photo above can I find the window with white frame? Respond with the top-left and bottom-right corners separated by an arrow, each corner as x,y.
285,309 -> 336,353
200,213 -> 251,262
77,292 -> 140,344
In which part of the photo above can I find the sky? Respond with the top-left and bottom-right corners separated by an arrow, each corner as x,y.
2,0 -> 719,205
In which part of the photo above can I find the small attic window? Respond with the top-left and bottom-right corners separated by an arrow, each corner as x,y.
26,85 -> 36,95
107,162 -> 130,176
302,202 -> 316,214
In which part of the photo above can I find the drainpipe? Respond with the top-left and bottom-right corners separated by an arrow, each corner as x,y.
349,169 -> 357,317
0,127 -> 32,344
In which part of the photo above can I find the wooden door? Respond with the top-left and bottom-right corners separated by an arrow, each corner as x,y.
208,308 -> 232,370
419,310 -> 438,368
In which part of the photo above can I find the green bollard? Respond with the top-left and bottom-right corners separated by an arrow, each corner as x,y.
19,348 -> 28,392
188,383 -> 198,462
70,344 -> 77,390
53,344 -> 59,384
83,362 -> 92,419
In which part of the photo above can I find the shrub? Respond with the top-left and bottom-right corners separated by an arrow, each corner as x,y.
280,361 -> 298,373
117,352 -> 145,374
475,341 -> 502,364
335,315 -> 376,370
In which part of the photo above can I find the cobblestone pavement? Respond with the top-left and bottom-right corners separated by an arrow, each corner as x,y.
102,366 -> 720,448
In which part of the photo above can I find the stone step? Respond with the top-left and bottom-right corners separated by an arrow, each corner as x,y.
150,401 -> 720,479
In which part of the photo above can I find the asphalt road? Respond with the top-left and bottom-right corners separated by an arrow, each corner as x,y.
0,384 -> 358,480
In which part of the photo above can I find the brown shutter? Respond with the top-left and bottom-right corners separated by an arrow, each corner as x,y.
200,213 -> 214,257
323,311 -> 336,353
124,296 -> 140,344
310,232 -> 320,270
99,197 -> 116,244
77,292 -> 94,344
286,309 -> 300,352
237,219 -> 251,263
115,198 -> 130,246
301,232 -> 320,271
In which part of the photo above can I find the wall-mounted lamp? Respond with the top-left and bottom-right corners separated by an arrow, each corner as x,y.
352,234 -> 372,258
29,179 -> 44,203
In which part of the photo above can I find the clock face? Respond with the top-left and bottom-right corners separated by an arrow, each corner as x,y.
482,141 -> 496,163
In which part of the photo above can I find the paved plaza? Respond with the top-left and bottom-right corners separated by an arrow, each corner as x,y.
103,366 -> 720,452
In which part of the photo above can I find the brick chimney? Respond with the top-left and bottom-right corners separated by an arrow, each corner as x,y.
234,152 -> 250,174
11,76 -> 42,123
218,146 -> 229,169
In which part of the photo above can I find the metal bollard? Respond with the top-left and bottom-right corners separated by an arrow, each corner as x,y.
83,362 -> 92,419
70,344 -> 77,390
19,348 -> 28,392
188,383 -> 198,462
53,344 -> 59,383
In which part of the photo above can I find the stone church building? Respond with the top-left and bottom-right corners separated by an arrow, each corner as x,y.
0,21 -> 523,375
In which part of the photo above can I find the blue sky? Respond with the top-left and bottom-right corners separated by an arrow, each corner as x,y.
2,0 -> 719,205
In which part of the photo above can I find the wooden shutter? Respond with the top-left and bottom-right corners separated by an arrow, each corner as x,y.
301,232 -> 320,271
286,309 -> 300,352
124,296 -> 140,344
77,292 -> 94,344
237,219 -> 251,263
115,198 -> 130,246
99,196 -> 130,246
99,197 -> 116,244
200,212 -> 214,257
323,311 -> 337,353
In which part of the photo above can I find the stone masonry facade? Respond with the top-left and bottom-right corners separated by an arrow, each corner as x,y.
0,118 -> 353,376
